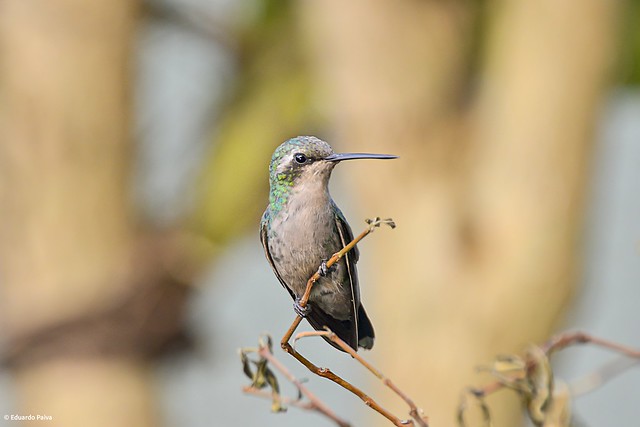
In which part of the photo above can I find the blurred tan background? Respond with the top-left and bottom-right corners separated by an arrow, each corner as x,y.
1,1 -> 639,427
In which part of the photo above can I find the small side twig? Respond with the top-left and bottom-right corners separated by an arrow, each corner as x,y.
540,331 -> 640,358
294,328 -> 429,427
242,387 -> 327,413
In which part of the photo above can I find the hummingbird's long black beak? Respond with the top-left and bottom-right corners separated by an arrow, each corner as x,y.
324,152 -> 398,162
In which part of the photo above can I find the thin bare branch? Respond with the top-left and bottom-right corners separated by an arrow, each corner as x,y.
280,218 -> 411,426
294,329 -> 429,427
280,336 -> 409,426
541,331 -> 640,358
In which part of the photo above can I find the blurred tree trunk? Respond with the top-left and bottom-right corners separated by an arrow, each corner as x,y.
300,0 -> 617,425
0,1 -> 167,427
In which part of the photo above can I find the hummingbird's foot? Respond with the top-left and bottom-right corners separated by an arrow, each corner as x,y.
294,298 -> 312,317
317,259 -> 330,277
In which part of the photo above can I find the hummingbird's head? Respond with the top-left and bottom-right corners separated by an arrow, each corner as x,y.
269,136 -> 335,189
268,136 -> 397,190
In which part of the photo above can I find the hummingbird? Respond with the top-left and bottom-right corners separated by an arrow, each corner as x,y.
260,136 -> 397,351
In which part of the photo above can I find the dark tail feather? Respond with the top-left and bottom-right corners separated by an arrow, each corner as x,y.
305,303 -> 358,352
304,303 -> 375,352
357,304 -> 375,350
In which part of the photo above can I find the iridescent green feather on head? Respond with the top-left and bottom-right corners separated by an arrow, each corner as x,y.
267,136 -> 334,213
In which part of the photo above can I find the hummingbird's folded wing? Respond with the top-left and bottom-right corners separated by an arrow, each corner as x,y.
333,206 -> 361,311
332,206 -> 362,349
333,206 -> 375,350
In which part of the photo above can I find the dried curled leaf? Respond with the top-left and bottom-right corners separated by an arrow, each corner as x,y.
479,354 -> 530,393
524,345 -> 553,425
240,350 -> 255,381
457,388 -> 491,427
478,346 -> 556,426
239,339 -> 286,413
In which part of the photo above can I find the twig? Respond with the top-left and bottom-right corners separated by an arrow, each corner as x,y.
294,329 -> 429,427
541,331 -> 640,358
242,386 -> 324,412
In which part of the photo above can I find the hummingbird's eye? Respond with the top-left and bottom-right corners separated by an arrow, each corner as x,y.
294,153 -> 307,164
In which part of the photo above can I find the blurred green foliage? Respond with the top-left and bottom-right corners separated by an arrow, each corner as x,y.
619,0 -> 640,84
193,0 -> 321,250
